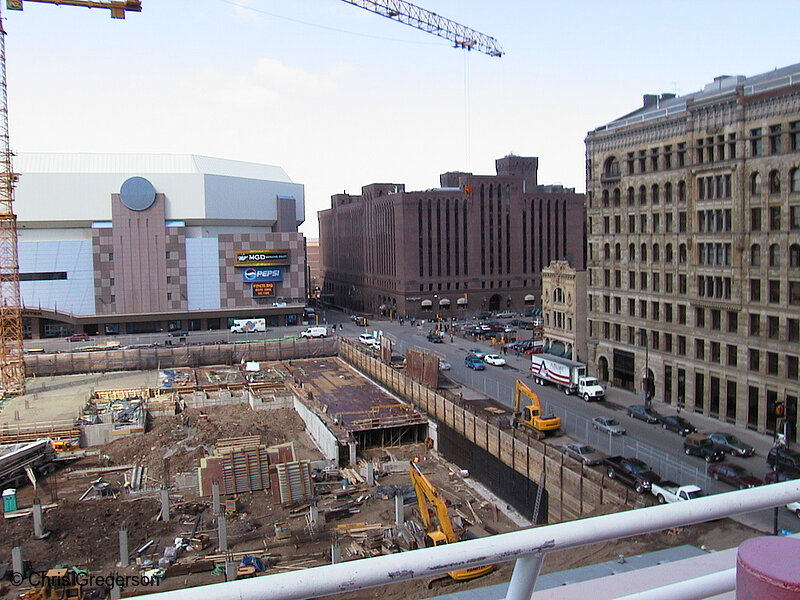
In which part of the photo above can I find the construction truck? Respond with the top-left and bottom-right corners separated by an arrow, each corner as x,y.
409,461 -> 494,583
0,439 -> 56,490
230,318 -> 266,333
512,379 -> 562,440
530,353 -> 605,400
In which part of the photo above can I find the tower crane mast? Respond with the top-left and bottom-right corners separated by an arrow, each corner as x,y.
0,0 -> 140,395
340,0 -> 503,57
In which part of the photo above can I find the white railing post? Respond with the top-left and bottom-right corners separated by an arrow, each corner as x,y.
505,552 -> 546,600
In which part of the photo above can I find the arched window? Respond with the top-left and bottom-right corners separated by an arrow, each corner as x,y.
604,243 -> 610,260
769,243 -> 780,267
750,244 -> 761,267
554,287 -> 564,303
679,243 -> 687,264
629,243 -> 636,261
640,243 -> 648,262
613,188 -> 621,207
751,172 -> 762,195
791,244 -> 800,268
602,190 -> 609,207
665,243 -> 673,263
638,185 -> 647,205
615,243 -> 621,260
627,187 -> 635,205
678,180 -> 686,202
792,168 -> 800,193
651,184 -> 660,204
652,244 -> 660,262
769,170 -> 781,194
664,182 -> 673,203
603,156 -> 620,178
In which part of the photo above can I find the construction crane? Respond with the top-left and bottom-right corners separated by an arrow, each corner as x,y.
408,460 -> 495,583
0,1 -> 140,396
340,0 -> 503,57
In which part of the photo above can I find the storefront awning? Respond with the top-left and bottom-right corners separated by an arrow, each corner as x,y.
524,294 -> 536,303
439,298 -> 451,306
456,297 -> 468,305
421,299 -> 433,307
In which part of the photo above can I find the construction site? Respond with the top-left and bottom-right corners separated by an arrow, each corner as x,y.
0,338 -> 763,600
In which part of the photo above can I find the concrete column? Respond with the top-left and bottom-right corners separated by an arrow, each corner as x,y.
11,546 -> 23,578
348,441 -> 357,467
365,462 -> 374,486
119,528 -> 129,567
395,493 -> 404,526
212,481 -> 221,516
218,515 -> 228,552
160,489 -> 169,522
109,582 -> 121,600
225,561 -> 237,582
32,501 -> 44,538
331,538 -> 341,564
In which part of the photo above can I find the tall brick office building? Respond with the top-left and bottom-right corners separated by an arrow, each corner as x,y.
318,156 -> 585,319
585,63 -> 800,440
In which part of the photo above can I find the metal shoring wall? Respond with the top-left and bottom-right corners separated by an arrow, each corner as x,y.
0,9 -> 24,396
139,480 -> 800,600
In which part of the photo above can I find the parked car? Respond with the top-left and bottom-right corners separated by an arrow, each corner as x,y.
358,333 -> 376,345
465,356 -> 486,370
474,312 -> 491,320
707,432 -> 756,457
788,501 -> 800,518
683,433 -> 725,462
496,311 -> 515,319
467,348 -> 486,359
167,330 -> 188,338
592,416 -> 626,436
659,415 -> 697,436
426,332 -> 444,343
764,470 -> 798,483
767,445 -> 800,474
708,463 -> 763,489
626,405 -> 662,424
483,354 -> 506,367
438,360 -> 451,371
563,443 -> 603,466
604,456 -> 660,494
66,332 -> 90,342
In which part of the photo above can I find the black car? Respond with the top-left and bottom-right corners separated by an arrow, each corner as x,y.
767,445 -> 800,474
660,415 -> 697,436
707,432 -> 756,457
626,405 -> 662,424
426,332 -> 444,343
683,433 -> 725,462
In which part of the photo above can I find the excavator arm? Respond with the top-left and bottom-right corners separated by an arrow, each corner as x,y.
409,461 -> 457,543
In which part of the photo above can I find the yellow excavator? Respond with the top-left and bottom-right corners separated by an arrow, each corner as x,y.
513,379 -> 562,440
409,461 -> 494,583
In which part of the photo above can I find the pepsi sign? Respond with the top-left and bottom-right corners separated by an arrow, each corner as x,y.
242,267 -> 283,282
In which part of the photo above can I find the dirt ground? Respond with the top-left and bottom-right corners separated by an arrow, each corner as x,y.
0,389 -> 765,599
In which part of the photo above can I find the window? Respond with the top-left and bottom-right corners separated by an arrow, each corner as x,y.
652,272 -> 660,292
651,184 -> 660,204
677,143 -> 686,167
711,309 -> 721,330
751,207 -> 762,231
665,303 -> 673,322
769,170 -> 781,194
769,125 -> 782,154
167,292 -> 172,301
615,243 -> 621,260
628,298 -> 635,316
665,333 -> 673,352
791,244 -> 800,268
792,121 -> 800,151
627,186 -> 635,205
767,352 -> 778,376
696,307 -> 706,328
109,277 -> 114,286
711,341 -> 720,363
629,271 -> 636,289
792,169 -> 800,193
751,172 -> 761,195
769,280 -> 780,303
750,279 -> 761,302
666,212 -> 673,232
603,217 -> 610,233
108,252 -> 114,261
678,212 -> 687,232
678,304 -> 687,324
639,185 -> 646,204
678,243 -> 687,264
789,356 -> 799,380
791,281 -> 800,305
770,206 -> 781,230
665,182 -> 673,203
665,244 -> 673,263
641,243 -> 648,262
110,294 -> 115,303
766,244 -> 781,268
727,344 -> 738,367
639,299 -> 647,318
750,244 -> 761,266
679,274 -> 687,294
749,348 -> 760,371
678,335 -> 686,355
628,215 -> 635,233
652,243 -> 660,262
768,315 -> 780,339
652,301 -> 660,321
750,313 -> 761,336
790,318 -> 800,342
652,214 -> 660,233
750,128 -> 762,156
728,311 -> 738,333
695,339 -> 705,360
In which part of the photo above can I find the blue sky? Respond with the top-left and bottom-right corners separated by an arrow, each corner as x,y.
5,0 -> 799,237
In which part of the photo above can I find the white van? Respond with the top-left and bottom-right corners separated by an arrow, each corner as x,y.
300,326 -> 328,339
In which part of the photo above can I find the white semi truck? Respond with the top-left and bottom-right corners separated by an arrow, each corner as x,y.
530,353 -> 605,400
230,318 -> 266,333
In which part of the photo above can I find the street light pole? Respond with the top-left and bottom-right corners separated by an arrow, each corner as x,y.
642,330 -> 651,408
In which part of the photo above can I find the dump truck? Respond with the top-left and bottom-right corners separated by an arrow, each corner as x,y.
530,353 -> 605,400
512,379 -> 561,440
0,439 -> 56,490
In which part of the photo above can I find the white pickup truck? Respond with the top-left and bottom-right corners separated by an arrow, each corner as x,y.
651,481 -> 704,504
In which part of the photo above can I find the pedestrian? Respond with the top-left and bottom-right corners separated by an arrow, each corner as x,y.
502,346 -> 507,355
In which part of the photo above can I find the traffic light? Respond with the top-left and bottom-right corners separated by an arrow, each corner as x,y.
775,399 -> 786,418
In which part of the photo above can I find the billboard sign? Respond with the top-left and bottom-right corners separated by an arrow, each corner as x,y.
242,267 -> 283,282
252,282 -> 276,297
235,250 -> 289,266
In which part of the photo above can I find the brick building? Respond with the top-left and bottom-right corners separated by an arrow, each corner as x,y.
585,63 -> 800,440
318,156 -> 585,319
